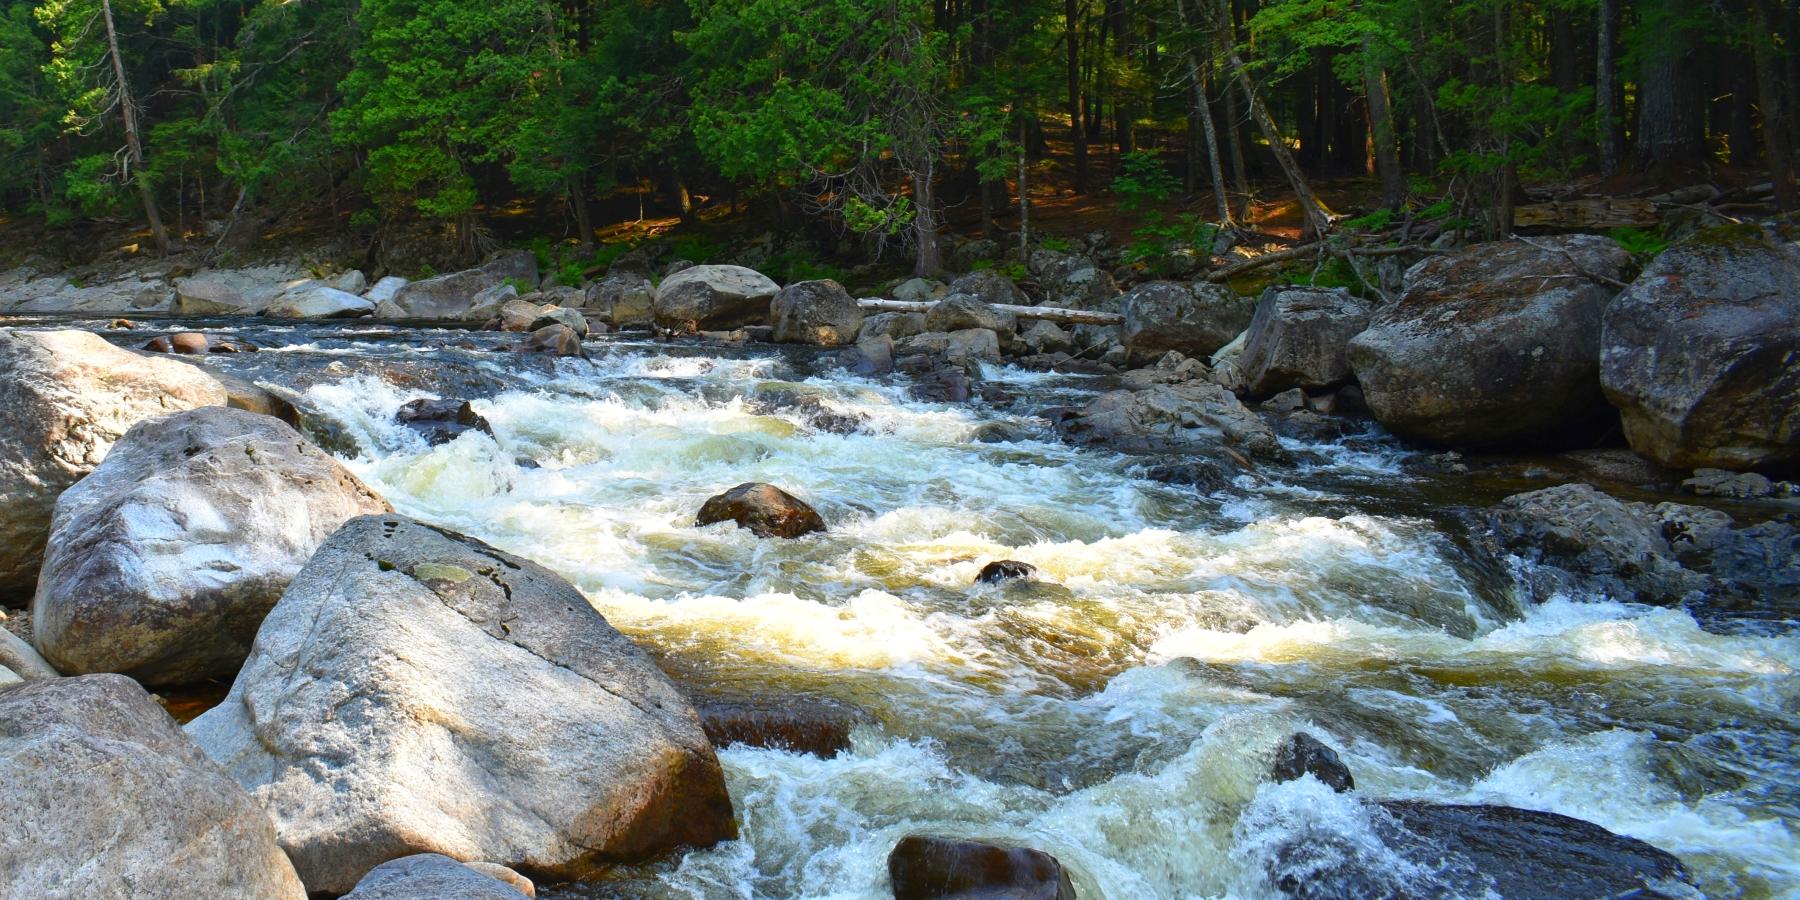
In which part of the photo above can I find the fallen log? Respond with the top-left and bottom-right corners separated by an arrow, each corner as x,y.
857,298 -> 1122,326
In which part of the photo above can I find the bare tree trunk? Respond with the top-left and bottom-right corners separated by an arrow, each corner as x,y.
1018,120 -> 1031,259
570,175 -> 594,251
1066,0 -> 1089,193
1751,0 -> 1798,209
102,0 -> 169,255
1361,33 -> 1406,209
1216,0 -> 1329,237
1494,0 -> 1517,235
912,165 -> 941,276
1596,0 -> 1621,175
1176,0 -> 1233,227
1633,0 -> 1707,173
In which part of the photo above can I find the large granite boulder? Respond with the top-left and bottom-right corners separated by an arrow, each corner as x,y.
186,515 -> 735,893
653,264 -> 779,332
1052,381 -> 1283,462
946,270 -> 1027,306
263,282 -> 377,319
0,627 -> 58,680
341,854 -> 529,899
31,407 -> 390,685
583,271 -> 655,327
1600,224 -> 1800,471
386,250 -> 538,320
888,836 -> 1077,900
0,329 -> 226,598
858,311 -> 929,342
1240,287 -> 1372,397
364,275 -> 409,305
926,294 -> 1018,340
1476,482 -> 1799,609
0,674 -> 306,899
2,270 -> 176,314
1120,281 -> 1255,359
1347,236 -> 1631,447
174,265 -> 310,315
1039,255 -> 1122,311
771,279 -> 864,346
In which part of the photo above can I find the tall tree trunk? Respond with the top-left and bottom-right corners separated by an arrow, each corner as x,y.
569,175 -> 594,251
1018,119 -> 1031,258
1633,0 -> 1708,173
1362,35 -> 1406,209
1066,0 -> 1089,193
102,0 -> 169,255
1216,0 -> 1329,237
1595,0 -> 1621,175
1750,0 -> 1798,209
1493,0 -> 1517,235
1177,0 -> 1234,227
912,166 -> 941,276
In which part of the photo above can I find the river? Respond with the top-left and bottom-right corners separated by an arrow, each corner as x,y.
41,317 -> 1800,898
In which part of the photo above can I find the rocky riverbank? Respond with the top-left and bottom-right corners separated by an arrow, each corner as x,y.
2,221 -> 1797,898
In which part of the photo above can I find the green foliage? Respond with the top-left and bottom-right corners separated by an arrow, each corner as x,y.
664,235 -> 727,265
1113,150 -> 1180,213
1608,227 -> 1669,256
1037,236 -> 1073,253
1341,208 -> 1397,232
766,250 -> 848,285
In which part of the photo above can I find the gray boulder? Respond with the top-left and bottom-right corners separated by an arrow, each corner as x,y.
342,854 -> 529,899
1040,255 -> 1122,311
386,250 -> 538,320
1053,381 -> 1282,461
947,270 -> 1026,306
891,277 -> 948,301
1020,319 -> 1074,356
186,515 -> 735,893
653,264 -> 780,332
529,306 -> 589,337
583,271 -> 655,327
926,294 -> 1017,336
896,329 -> 1002,368
0,329 -> 226,598
0,674 -> 306,899
858,311 -> 929,342
264,282 -> 377,319
174,265 -> 309,315
1348,236 -> 1631,447
1240,287 -> 1372,397
1600,224 -> 1800,471
2,271 -> 176,314
0,627 -> 58,680
364,275 -> 409,305
31,407 -> 390,686
1120,281 -> 1254,359
771,279 -> 865,346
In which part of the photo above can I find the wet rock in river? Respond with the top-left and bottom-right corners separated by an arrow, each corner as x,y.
185,515 -> 736,893
694,694 -> 871,758
491,296 -> 545,332
1052,381 -> 1283,463
0,674 -> 306,899
771,278 -> 865,346
696,482 -> 826,538
583,271 -> 655,327
751,389 -> 868,435
859,311 -> 930,342
1269,732 -> 1354,793
396,398 -> 495,445
653,264 -> 780,332
31,406 -> 390,686
977,560 -> 1038,583
263,281 -> 377,319
341,854 -> 530,899
529,306 -> 589,336
517,322 -> 585,357
0,328 -> 227,598
1348,235 -> 1631,448
887,835 -> 1078,900
1600,224 -> 1800,472
1683,468 -> 1778,499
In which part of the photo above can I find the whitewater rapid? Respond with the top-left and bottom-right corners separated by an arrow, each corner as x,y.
264,332 -> 1798,899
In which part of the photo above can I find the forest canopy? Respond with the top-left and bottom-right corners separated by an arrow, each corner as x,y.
1,0 -> 1795,269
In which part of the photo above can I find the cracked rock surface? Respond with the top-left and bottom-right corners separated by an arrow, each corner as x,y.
185,514 -> 736,893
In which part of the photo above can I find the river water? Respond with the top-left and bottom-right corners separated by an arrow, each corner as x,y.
49,319 -> 1800,898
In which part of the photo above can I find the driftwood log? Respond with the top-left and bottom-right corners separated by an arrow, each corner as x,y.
857,298 -> 1123,326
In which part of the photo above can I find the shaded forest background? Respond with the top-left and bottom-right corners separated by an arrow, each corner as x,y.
1,0 -> 1796,276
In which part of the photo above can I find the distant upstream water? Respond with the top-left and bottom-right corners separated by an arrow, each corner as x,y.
25,316 -> 1797,899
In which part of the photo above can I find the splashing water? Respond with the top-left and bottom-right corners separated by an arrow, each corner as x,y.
205,326 -> 1795,899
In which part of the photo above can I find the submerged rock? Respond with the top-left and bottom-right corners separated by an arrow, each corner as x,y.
0,329 -> 227,598
1348,236 -> 1631,448
396,398 -> 495,445
185,515 -> 735,892
694,694 -> 871,758
887,835 -> 1078,900
0,674 -> 306,899
696,483 -> 826,538
341,854 -> 529,899
1600,224 -> 1800,471
31,406 -> 390,686
1269,732 -> 1354,793
516,322 -> 585,357
653,264 -> 780,332
977,560 -> 1039,583
1052,381 -> 1283,463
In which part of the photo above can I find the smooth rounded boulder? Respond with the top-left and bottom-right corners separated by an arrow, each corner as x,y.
264,282 -> 377,319
652,264 -> 779,332
0,328 -> 227,598
1120,281 -> 1254,359
888,835 -> 1077,900
696,482 -> 827,538
1347,235 -> 1631,447
342,854 -> 530,899
584,271 -> 655,326
386,250 -> 538,320
1600,224 -> 1800,471
31,406 -> 390,685
771,279 -> 865,346
1239,287 -> 1371,397
0,674 -> 306,899
185,515 -> 735,893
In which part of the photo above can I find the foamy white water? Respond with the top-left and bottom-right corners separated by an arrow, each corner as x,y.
276,336 -> 1799,899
